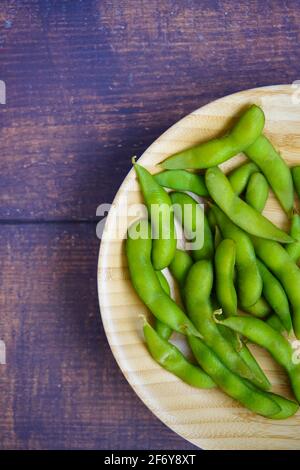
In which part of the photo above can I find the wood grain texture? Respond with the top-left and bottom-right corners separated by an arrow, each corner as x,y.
0,223 -> 197,450
1,0 -> 300,220
2,0 -> 300,450
99,85 -> 300,450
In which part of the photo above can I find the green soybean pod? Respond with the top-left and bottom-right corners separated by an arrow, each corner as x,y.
205,167 -> 292,243
240,297 -> 271,319
126,220 -> 200,337
188,336 -> 280,418
161,105 -> 265,170
252,236 -> 300,339
218,316 -> 300,403
215,239 -> 237,317
244,379 -> 298,419
228,162 -> 259,195
134,163 -> 176,270
144,322 -> 215,389
171,244 -> 269,389
155,271 -> 172,340
245,172 -> 269,213
184,260 -> 255,382
154,170 -> 208,196
286,212 -> 300,263
214,225 -> 222,249
245,135 -> 294,217
265,393 -> 299,419
207,208 -> 217,232
266,314 -> 285,334
169,249 -> 193,289
211,205 -> 262,307
215,314 -> 270,390
292,166 -> 300,198
170,192 -> 214,261
257,260 -> 292,332
238,347 -> 271,392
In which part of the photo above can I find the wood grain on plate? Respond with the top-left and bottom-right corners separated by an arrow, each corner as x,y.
98,85 -> 300,450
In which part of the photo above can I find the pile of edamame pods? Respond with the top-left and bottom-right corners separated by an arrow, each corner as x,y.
126,104 -> 300,419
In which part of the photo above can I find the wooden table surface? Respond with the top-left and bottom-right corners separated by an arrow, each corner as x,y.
1,0 -> 300,450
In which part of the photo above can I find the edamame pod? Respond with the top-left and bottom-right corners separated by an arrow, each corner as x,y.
214,225 -> 222,249
188,336 -> 280,418
252,236 -> 300,338
244,379 -> 298,419
257,260 -> 292,332
286,212 -> 300,263
211,205 -> 262,307
171,247 -> 269,390
265,393 -> 298,419
205,167 -> 292,243
170,192 -> 214,261
161,105 -> 265,170
228,162 -> 259,195
169,249 -> 193,289
292,166 -> 300,200
245,172 -> 269,213
144,322 -> 215,389
155,271 -> 172,340
266,314 -> 285,334
241,297 -> 271,318
215,239 -> 237,317
126,220 -> 200,337
154,170 -> 208,196
245,135 -> 294,217
134,163 -> 176,270
218,316 -> 300,403
184,260 -> 256,383
238,348 -> 270,392
207,208 -> 217,231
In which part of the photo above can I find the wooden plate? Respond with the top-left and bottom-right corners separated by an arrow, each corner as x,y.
98,85 -> 300,450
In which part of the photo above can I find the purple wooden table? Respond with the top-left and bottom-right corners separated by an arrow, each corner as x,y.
0,0 -> 300,450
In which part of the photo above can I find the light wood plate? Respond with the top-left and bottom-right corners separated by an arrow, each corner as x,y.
98,85 -> 300,450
